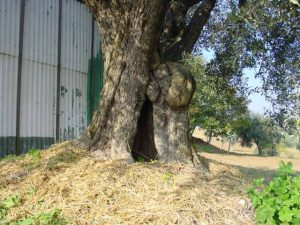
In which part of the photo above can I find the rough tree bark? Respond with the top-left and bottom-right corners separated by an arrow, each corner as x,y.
75,0 -> 216,171
255,140 -> 263,156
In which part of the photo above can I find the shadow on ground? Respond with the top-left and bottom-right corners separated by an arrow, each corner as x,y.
192,137 -> 257,157
201,155 -> 300,184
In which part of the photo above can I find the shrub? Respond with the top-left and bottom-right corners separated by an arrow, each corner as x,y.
247,161 -> 300,225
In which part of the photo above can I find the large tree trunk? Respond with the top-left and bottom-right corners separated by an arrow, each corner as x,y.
254,140 -> 263,155
74,0 -> 211,172
76,0 -> 164,161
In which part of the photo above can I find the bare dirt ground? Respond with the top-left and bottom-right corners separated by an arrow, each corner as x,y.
193,128 -> 300,181
199,153 -> 300,172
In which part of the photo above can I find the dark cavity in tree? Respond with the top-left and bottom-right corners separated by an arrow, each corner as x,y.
132,98 -> 157,161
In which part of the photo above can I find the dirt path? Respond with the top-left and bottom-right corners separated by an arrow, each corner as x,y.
200,152 -> 300,172
200,152 -> 300,180
193,128 -> 300,180
193,128 -> 300,157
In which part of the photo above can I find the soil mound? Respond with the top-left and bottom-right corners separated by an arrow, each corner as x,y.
0,142 -> 254,224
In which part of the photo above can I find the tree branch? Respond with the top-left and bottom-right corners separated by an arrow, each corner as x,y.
183,0 -> 202,8
183,0 -> 216,51
160,1 -> 202,52
162,0 -> 216,61
238,0 -> 247,8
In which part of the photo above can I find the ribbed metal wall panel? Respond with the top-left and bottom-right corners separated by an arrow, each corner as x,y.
22,0 -> 59,65
59,0 -> 92,141
0,0 -> 20,156
60,69 -> 87,141
61,0 -> 91,72
0,0 -> 21,56
19,0 -> 59,153
20,61 -> 57,153
0,0 -> 100,156
0,56 -> 19,157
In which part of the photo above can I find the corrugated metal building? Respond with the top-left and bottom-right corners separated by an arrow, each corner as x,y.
0,0 -> 103,157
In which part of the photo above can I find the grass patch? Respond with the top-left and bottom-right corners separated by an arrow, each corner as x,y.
193,142 -> 215,153
10,148 -> 85,172
45,149 -> 85,170
200,145 -> 215,153
1,149 -> 41,164
0,154 -> 25,163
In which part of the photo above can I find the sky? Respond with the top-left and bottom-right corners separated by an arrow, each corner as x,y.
202,50 -> 271,114
248,92 -> 271,114
244,68 -> 272,114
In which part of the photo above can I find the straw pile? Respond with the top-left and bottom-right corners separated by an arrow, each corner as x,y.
0,142 -> 254,225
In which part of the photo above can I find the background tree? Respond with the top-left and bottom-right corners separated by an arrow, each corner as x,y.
235,114 -> 282,155
184,55 -> 249,143
75,0 -> 299,169
198,0 -> 300,130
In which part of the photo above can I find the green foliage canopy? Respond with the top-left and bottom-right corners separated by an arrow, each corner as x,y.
196,0 -> 300,130
234,114 -> 282,155
184,55 -> 249,139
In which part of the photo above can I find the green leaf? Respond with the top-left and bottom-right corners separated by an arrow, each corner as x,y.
38,210 -> 59,224
15,217 -> 35,225
248,162 -> 300,224
2,195 -> 21,209
27,149 -> 41,161
256,204 -> 276,223
278,161 -> 294,178
279,206 -> 293,222
0,207 -> 7,220
291,217 -> 300,225
264,218 -> 277,225
274,185 -> 288,195
292,208 -> 300,218
294,177 -> 300,189
253,178 -> 264,186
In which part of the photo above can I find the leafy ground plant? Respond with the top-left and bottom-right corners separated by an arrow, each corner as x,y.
248,161 -> 300,225
1,209 -> 69,225
0,195 -> 21,222
21,149 -> 42,171
10,209 -> 69,225
27,149 -> 42,162
0,195 -> 69,225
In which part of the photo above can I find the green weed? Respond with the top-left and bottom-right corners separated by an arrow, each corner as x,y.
136,156 -> 145,163
6,209 -> 69,225
161,172 -> 174,184
0,194 -> 69,225
27,149 -> 42,161
20,149 -> 42,171
0,195 -> 21,221
248,161 -> 300,225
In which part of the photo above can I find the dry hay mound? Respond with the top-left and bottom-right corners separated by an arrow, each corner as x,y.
0,142 -> 254,225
